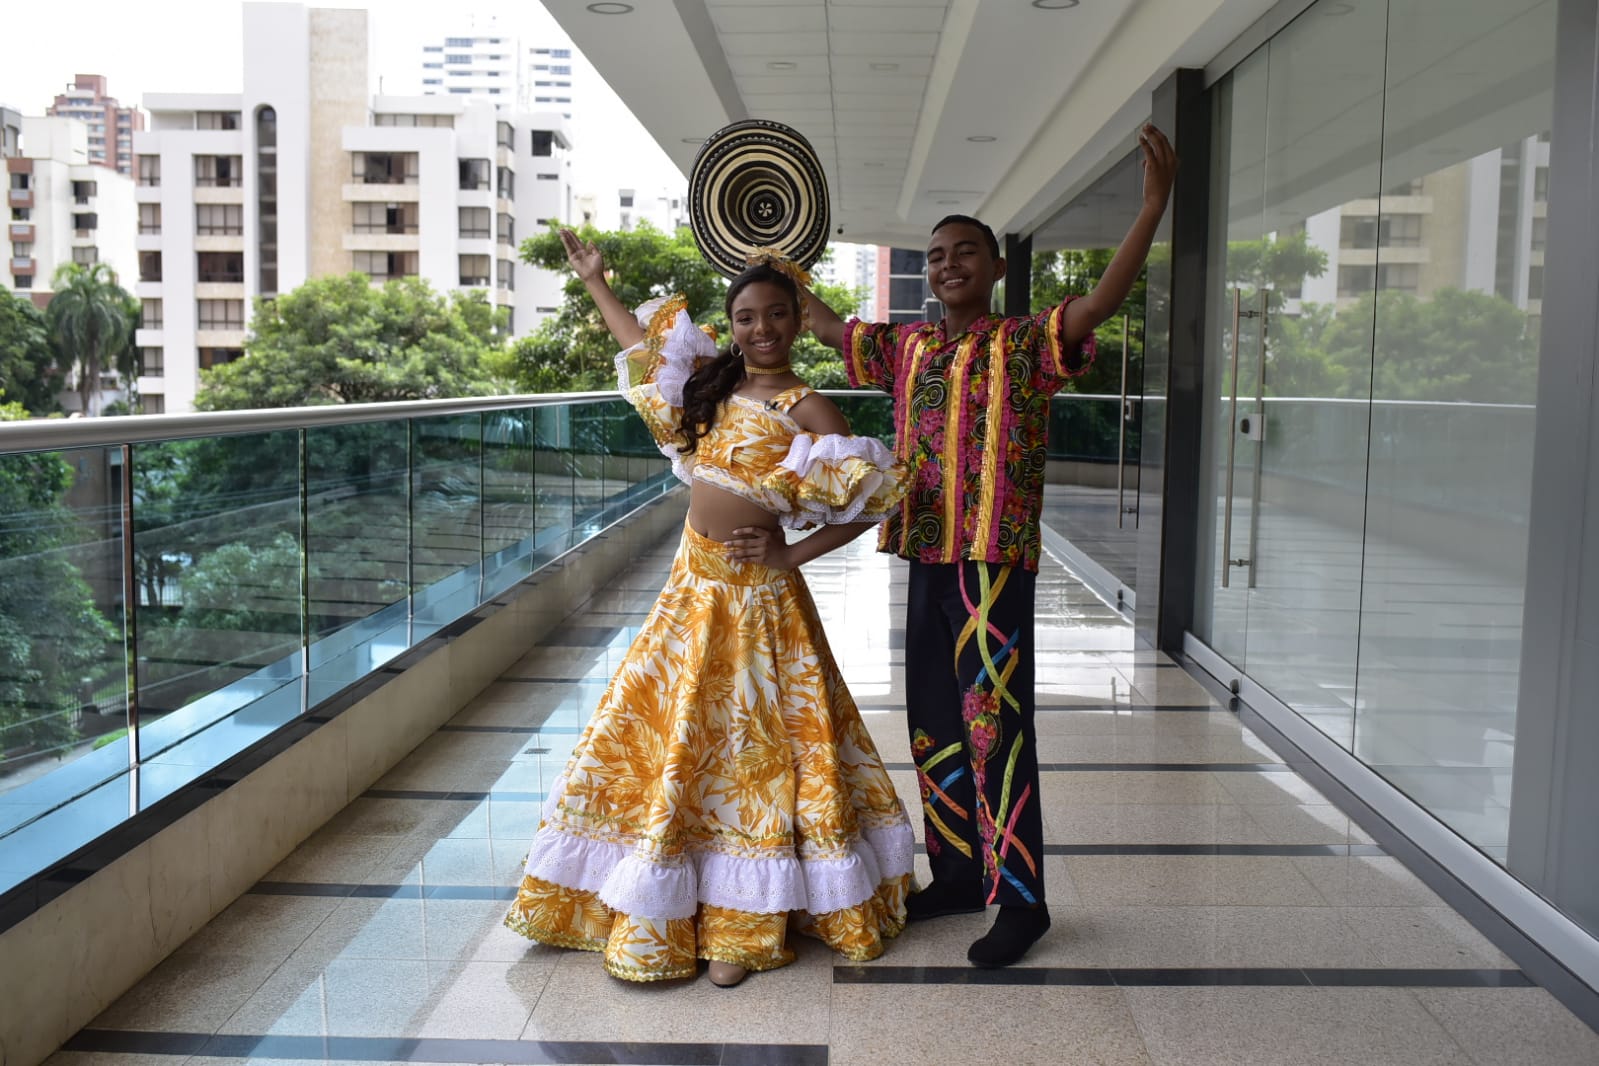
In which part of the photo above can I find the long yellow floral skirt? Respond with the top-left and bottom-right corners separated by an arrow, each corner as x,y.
504,521 -> 915,981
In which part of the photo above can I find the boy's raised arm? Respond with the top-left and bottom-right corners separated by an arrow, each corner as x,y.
804,289 -> 847,352
1062,124 -> 1177,349
560,228 -> 645,349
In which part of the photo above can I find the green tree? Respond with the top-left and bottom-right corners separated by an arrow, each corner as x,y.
498,222 -> 867,394
0,288 -> 64,415
0,401 -> 117,762
195,274 -> 505,411
47,262 -> 138,418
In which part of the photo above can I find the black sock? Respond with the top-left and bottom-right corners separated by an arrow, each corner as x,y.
966,904 -> 1050,967
905,879 -> 985,921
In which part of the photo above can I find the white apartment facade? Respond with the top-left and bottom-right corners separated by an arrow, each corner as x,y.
131,3 -> 573,414
5,114 -> 137,313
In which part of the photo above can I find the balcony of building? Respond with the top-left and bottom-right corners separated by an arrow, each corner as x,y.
0,389 -> 1594,1066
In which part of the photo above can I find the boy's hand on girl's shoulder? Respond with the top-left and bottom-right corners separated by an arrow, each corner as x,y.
1138,124 -> 1178,211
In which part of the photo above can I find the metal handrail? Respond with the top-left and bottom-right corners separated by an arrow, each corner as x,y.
0,391 -> 620,453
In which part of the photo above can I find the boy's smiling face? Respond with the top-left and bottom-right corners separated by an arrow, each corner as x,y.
925,221 -> 1006,312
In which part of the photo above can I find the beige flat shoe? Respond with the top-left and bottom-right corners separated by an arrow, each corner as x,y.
706,961 -> 749,988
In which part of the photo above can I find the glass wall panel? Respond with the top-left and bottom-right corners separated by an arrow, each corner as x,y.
1197,0 -> 1390,748
133,431 -> 303,758
306,421 -> 410,693
483,408 -> 536,598
1353,0 -> 1555,862
532,404 -> 576,567
411,415 -> 483,630
0,446 -> 127,867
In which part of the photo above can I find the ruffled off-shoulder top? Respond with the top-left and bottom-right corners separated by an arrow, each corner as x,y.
616,296 -> 909,530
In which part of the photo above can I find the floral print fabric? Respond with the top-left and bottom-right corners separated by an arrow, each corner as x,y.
843,302 -> 1096,572
503,522 -> 916,980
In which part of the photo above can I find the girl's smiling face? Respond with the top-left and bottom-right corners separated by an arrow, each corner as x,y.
730,280 -> 800,367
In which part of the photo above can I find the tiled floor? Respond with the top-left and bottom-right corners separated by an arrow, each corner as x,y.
46,529 -> 1599,1066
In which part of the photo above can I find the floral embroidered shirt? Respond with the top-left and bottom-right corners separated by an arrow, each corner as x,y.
843,300 -> 1096,572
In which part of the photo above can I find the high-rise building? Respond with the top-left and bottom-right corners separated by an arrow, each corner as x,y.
46,75 -> 145,177
132,3 -> 572,413
417,16 -> 577,120
5,115 -> 137,311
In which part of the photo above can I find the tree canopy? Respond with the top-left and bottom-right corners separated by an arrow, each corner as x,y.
0,288 -> 63,416
195,274 -> 505,411
494,222 -> 866,393
47,262 -> 138,417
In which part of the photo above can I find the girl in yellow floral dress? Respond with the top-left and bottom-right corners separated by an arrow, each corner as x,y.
503,229 -> 916,986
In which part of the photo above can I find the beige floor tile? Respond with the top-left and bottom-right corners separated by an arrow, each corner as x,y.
262,831 -> 403,885
171,894 -> 339,960
829,985 -> 1152,1066
89,951 -> 286,1032
1294,855 -> 1445,908
1334,906 -> 1514,968
1243,803 -> 1376,845
521,936 -> 833,1045
1032,709 -> 1247,738
1413,987 -> 1599,1066
218,956 -> 551,1039
1124,986 -> 1470,1066
1073,905 -> 1376,968
1041,770 -> 1237,806
283,896 -> 510,965
1044,803 -> 1278,845
1065,854 -> 1325,907
1213,770 -> 1331,806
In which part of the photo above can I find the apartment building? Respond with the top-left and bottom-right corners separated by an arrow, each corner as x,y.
132,3 -> 572,414
46,75 -> 144,177
1299,135 -> 1550,325
417,17 -> 577,120
5,116 -> 136,315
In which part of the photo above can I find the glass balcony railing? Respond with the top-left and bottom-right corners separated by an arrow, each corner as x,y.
0,394 -> 673,900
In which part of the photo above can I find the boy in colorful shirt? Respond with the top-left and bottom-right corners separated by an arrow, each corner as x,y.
806,124 -> 1176,966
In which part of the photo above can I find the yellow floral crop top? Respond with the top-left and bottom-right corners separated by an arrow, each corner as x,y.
616,296 -> 909,530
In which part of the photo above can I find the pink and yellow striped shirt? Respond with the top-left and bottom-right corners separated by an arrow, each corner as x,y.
843,300 -> 1095,572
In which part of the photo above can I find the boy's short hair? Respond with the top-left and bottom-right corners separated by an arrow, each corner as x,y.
931,214 -> 1000,259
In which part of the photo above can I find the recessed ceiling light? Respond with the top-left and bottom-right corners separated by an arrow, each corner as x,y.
966,135 -> 996,143
586,2 -> 633,13
870,62 -> 900,72
681,137 -> 703,144
1031,0 -> 1080,8
863,161 -> 885,168
767,61 -> 797,71
937,199 -> 960,205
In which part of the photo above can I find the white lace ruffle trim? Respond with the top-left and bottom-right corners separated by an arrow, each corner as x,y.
614,300 -> 718,408
520,817 -> 918,920
779,432 -> 897,476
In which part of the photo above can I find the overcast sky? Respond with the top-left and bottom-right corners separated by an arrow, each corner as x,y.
0,0 -> 685,202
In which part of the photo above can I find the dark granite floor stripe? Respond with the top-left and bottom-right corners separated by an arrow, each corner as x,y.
360,788 -> 546,802
834,966 -> 1529,988
64,1030 -> 829,1064
881,761 -> 1286,773
855,703 -> 1224,713
437,724 -> 537,734
498,675 -> 611,684
248,881 -> 519,901
907,843 -> 1385,857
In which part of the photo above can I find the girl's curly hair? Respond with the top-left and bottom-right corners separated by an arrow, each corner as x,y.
676,263 -> 801,455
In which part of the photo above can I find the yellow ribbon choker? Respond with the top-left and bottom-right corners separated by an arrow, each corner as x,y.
744,362 -> 792,376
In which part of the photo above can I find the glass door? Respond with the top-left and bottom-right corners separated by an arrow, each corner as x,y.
1198,0 -> 1389,747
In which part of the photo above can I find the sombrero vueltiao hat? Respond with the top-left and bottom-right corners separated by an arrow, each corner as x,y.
689,119 -> 830,279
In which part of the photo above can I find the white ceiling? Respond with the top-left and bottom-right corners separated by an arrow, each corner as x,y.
544,0 -> 1286,247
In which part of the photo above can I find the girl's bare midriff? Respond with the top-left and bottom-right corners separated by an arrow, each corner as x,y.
688,480 -> 780,543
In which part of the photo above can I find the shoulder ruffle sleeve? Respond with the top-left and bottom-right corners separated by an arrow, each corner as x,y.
615,295 -> 721,484
615,294 -> 720,405
758,433 -> 909,530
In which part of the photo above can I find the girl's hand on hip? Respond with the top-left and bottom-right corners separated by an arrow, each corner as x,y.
726,527 -> 793,569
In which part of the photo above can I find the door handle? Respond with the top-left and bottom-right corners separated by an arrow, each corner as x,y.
1117,310 -> 1130,529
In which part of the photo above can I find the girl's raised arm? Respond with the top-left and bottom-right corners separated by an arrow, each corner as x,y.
560,228 -> 645,349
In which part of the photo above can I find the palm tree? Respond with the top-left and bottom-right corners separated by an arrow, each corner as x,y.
47,262 -> 136,417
